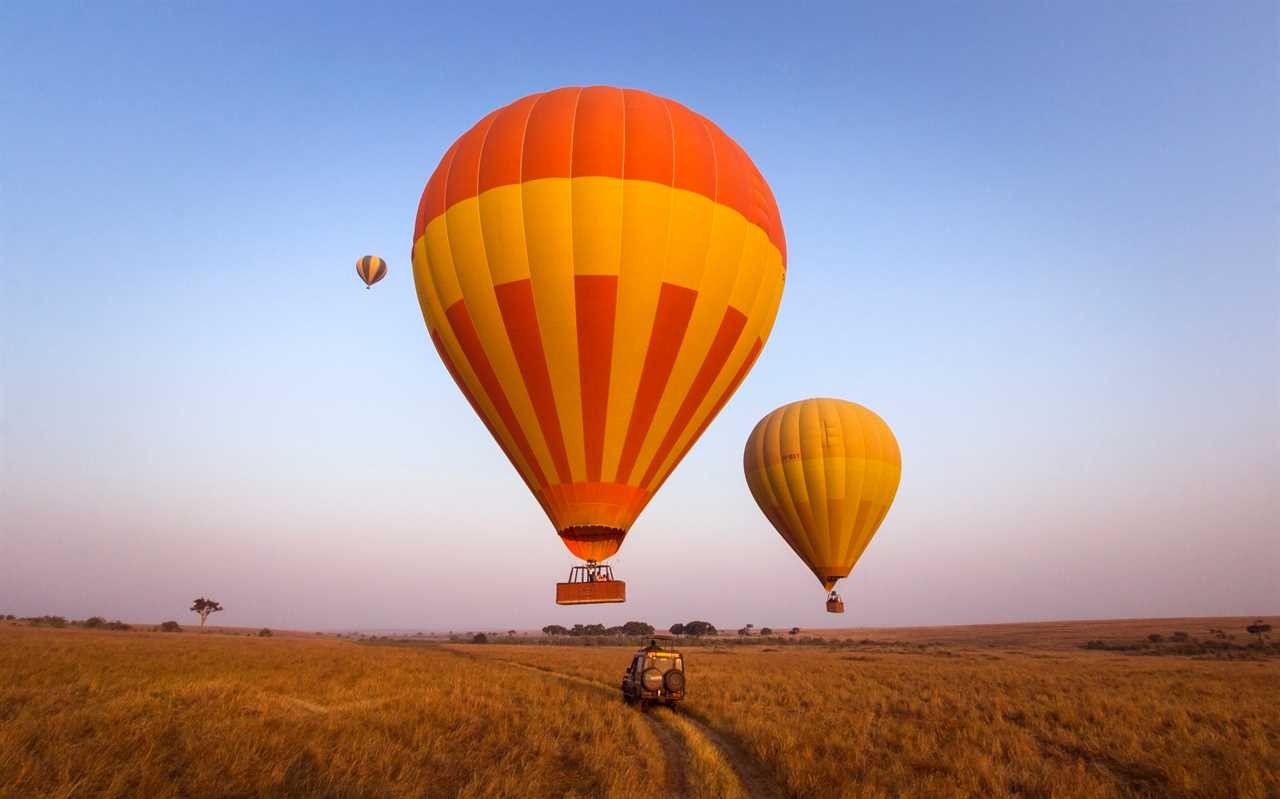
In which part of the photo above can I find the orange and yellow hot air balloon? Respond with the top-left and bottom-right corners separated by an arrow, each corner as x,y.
412,86 -> 786,603
356,255 -> 387,289
743,398 -> 901,613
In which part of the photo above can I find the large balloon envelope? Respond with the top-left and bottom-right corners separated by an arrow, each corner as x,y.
412,86 -> 786,601
744,398 -> 901,613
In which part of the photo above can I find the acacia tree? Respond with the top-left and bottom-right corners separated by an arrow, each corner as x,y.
1246,620 -> 1272,646
190,597 -> 223,628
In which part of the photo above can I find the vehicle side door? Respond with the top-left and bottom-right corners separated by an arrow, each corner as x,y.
626,654 -> 643,691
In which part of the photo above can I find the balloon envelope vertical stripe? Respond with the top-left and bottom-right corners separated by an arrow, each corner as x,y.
744,399 -> 902,591
412,86 -> 786,562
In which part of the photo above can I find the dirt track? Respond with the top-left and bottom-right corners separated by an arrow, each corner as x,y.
448,649 -> 785,799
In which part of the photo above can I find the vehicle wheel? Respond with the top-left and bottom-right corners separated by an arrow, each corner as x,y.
663,670 -> 685,693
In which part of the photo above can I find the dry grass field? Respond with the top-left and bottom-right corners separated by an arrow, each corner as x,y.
1,619 -> 1277,799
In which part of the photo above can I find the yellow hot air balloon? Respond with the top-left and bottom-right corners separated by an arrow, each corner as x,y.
743,398 -> 901,613
412,86 -> 785,603
356,255 -> 387,288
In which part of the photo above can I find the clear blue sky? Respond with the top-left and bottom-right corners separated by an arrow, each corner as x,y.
2,2 -> 1276,631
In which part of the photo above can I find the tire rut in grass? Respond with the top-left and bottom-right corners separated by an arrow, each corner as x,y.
451,649 -> 784,799
676,710 -> 785,799
479,657 -> 689,798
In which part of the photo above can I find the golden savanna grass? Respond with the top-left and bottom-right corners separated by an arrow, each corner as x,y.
0,626 -> 668,799
2,621 -> 1278,798
460,634 -> 1280,799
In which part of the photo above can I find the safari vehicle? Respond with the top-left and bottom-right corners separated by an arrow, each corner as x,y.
621,638 -> 685,707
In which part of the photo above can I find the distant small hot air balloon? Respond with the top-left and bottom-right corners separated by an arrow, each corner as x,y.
412,86 -> 786,604
744,398 -> 901,613
356,255 -> 387,289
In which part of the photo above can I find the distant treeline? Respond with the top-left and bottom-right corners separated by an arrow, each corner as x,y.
539,621 -> 658,637
7,615 -> 133,630
3,614 -> 277,638
367,632 -> 873,649
1081,622 -> 1276,660
535,624 -> 752,637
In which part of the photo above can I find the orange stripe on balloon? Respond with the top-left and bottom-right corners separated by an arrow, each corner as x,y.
493,279 -> 572,485
542,481 -> 650,530
639,305 -> 748,488
418,140 -> 460,241
667,99 -> 717,202
651,336 -> 763,493
478,94 -> 538,192
445,112 -> 497,210
615,282 -> 698,484
575,275 -> 617,483
573,86 -> 624,178
622,89 -> 673,184
418,87 -> 785,262
444,299 -> 549,490
429,329 -> 541,501
522,87 -> 580,182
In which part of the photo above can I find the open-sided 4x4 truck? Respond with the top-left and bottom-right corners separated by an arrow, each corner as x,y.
621,639 -> 685,707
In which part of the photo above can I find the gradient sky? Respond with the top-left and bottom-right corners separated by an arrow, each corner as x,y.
2,2 -> 1276,631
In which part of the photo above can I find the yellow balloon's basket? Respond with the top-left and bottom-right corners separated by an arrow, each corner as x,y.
826,591 -> 845,614
556,563 -> 626,605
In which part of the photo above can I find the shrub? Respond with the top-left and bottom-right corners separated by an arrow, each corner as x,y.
105,620 -> 131,631
258,628 -> 273,637
669,623 -> 685,636
760,627 -> 774,636
1171,631 -> 1190,643
158,621 -> 182,632
82,616 -> 106,629
1148,634 -> 1164,643
790,627 -> 800,635
472,633 -> 488,644
683,620 -> 717,637
542,624 -> 569,636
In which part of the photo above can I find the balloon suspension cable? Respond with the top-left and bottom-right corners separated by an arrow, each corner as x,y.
566,561 -> 615,584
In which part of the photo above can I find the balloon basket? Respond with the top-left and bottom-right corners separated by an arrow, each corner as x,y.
556,562 -> 626,605
826,591 -> 845,614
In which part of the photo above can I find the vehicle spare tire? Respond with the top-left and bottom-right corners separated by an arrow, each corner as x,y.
642,668 -> 663,691
663,670 -> 685,692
